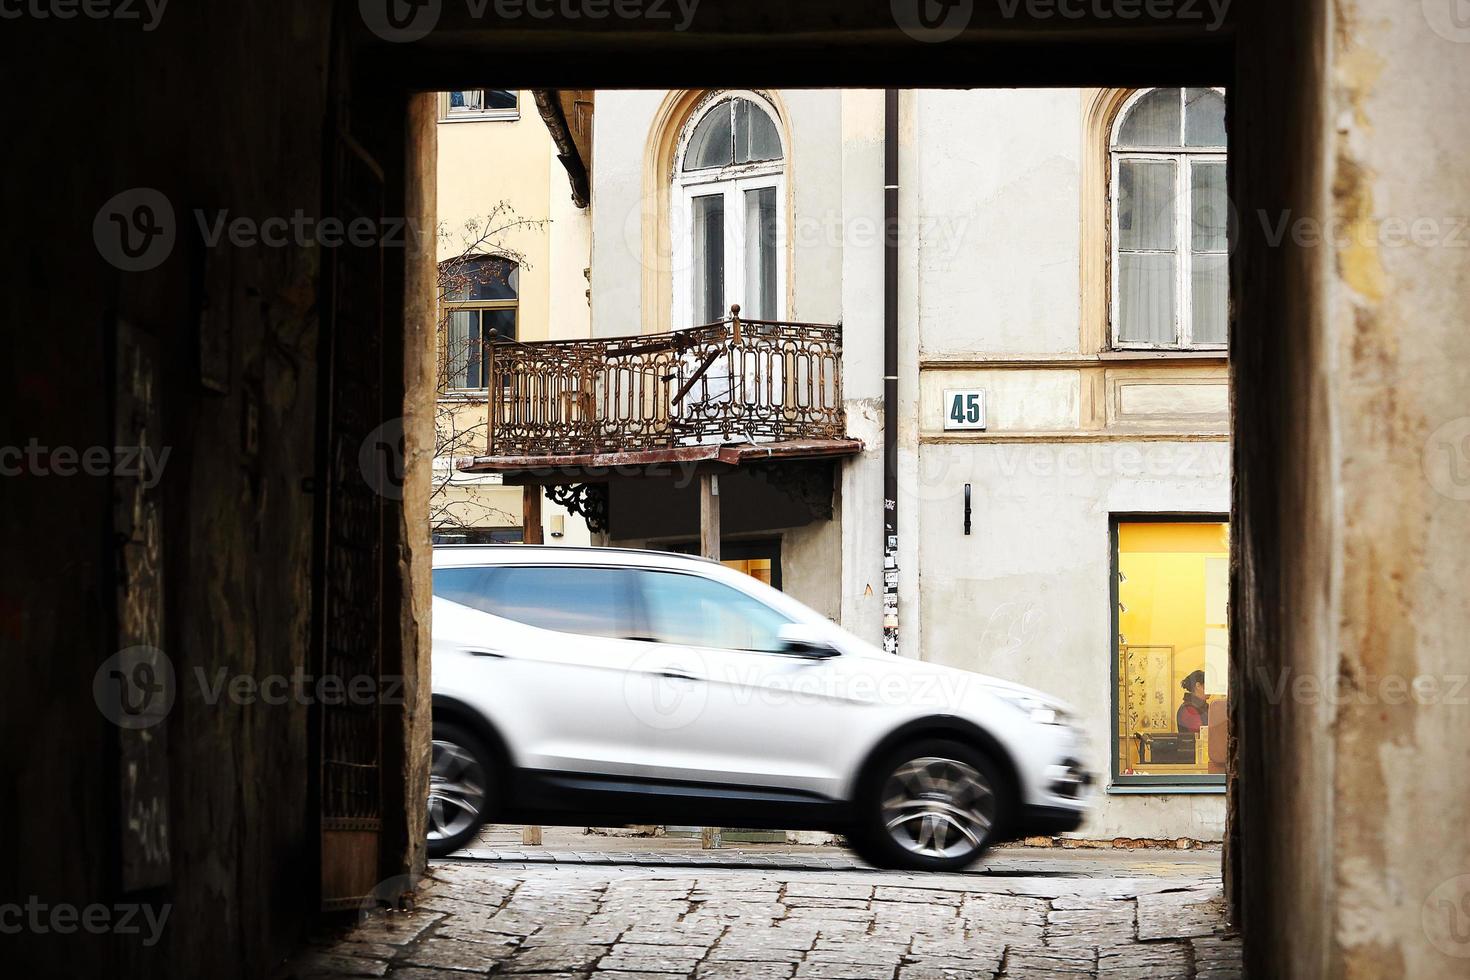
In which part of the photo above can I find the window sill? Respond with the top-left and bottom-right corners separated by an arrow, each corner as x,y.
438,112 -> 520,124
1107,783 -> 1226,796
1099,348 -> 1228,361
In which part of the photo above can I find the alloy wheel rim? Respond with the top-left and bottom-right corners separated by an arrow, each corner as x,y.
427,738 -> 487,843
881,756 -> 995,859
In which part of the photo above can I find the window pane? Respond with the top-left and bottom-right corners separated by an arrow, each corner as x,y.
485,89 -> 517,110
1191,253 -> 1228,345
1117,158 -> 1176,251
449,90 -> 482,110
466,566 -> 636,639
1118,252 -> 1176,345
1117,88 -> 1182,147
482,307 -> 516,344
431,566 -> 496,605
637,571 -> 792,653
734,98 -> 782,164
445,256 -> 517,302
1115,522 -> 1230,779
446,309 -> 478,388
744,186 -> 778,319
683,102 -> 733,171
1184,88 -> 1226,147
1190,161 -> 1229,253
692,193 -> 725,324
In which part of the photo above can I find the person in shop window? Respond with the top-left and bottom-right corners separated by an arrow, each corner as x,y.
1176,669 -> 1210,733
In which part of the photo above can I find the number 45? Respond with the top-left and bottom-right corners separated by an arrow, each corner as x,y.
949,392 -> 983,425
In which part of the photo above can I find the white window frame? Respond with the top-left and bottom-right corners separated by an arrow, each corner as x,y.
439,90 -> 519,123
1108,87 -> 1227,351
672,91 -> 787,329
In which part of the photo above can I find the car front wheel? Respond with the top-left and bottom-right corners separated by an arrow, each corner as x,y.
850,739 -> 1007,872
426,721 -> 492,857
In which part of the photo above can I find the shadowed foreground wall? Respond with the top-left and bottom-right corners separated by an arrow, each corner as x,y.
0,7 -> 434,977
1232,0 -> 1470,975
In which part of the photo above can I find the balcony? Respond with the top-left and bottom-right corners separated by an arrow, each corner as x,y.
484,311 -> 849,459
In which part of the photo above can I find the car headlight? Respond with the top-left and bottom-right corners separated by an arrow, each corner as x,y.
989,688 -> 1071,726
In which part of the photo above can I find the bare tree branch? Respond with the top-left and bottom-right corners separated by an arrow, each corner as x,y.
432,206 -> 549,536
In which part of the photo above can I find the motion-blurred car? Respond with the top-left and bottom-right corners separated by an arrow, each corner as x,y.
428,545 -> 1091,870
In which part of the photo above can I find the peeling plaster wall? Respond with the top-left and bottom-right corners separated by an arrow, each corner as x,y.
1234,0 -> 1470,974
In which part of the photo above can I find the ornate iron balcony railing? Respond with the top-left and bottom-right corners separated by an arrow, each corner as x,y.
487,310 -> 845,457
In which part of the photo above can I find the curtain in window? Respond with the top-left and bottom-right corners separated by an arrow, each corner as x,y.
447,310 -> 478,388
743,186 -> 777,320
692,194 -> 725,325
1190,160 -> 1228,345
1117,158 -> 1177,345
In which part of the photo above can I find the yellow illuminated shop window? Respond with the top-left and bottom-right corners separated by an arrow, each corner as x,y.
1114,520 -> 1229,782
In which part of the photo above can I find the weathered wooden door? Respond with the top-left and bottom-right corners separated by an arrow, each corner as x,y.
313,127 -> 387,910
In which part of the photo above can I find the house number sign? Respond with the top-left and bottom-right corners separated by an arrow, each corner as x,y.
943,389 -> 987,431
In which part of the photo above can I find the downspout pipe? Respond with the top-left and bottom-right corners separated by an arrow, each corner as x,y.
882,89 -> 900,655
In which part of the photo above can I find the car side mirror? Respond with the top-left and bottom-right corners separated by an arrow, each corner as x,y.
777,623 -> 841,658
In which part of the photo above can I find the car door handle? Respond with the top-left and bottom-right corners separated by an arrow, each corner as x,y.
467,648 -> 506,659
656,670 -> 696,681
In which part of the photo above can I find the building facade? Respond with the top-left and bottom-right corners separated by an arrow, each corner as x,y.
495,87 -> 1231,842
435,88 -> 594,546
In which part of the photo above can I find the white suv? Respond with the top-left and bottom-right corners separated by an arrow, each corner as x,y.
429,545 -> 1091,871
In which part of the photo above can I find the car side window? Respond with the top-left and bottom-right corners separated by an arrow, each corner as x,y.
431,566 -> 495,609
635,570 -> 793,653
433,565 -> 638,640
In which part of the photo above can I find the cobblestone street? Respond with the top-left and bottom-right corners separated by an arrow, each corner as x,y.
289,845 -> 1240,979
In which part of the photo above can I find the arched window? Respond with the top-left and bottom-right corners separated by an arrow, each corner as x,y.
673,93 -> 785,326
1110,87 -> 1227,349
443,255 -> 517,390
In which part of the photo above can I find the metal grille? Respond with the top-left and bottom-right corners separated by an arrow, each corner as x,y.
320,131 -> 384,829
488,315 -> 845,456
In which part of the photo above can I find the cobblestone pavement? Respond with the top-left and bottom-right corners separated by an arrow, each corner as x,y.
288,849 -> 1240,979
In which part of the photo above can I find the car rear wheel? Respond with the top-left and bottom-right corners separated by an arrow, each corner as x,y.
850,739 -> 1007,872
426,721 -> 493,857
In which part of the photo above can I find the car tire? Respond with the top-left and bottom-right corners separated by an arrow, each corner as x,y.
849,738 -> 1009,873
426,721 -> 495,858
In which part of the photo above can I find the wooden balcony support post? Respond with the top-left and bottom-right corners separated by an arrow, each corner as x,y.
522,485 -> 543,545
699,473 -> 720,562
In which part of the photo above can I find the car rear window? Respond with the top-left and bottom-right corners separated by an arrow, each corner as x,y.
432,564 -> 636,639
